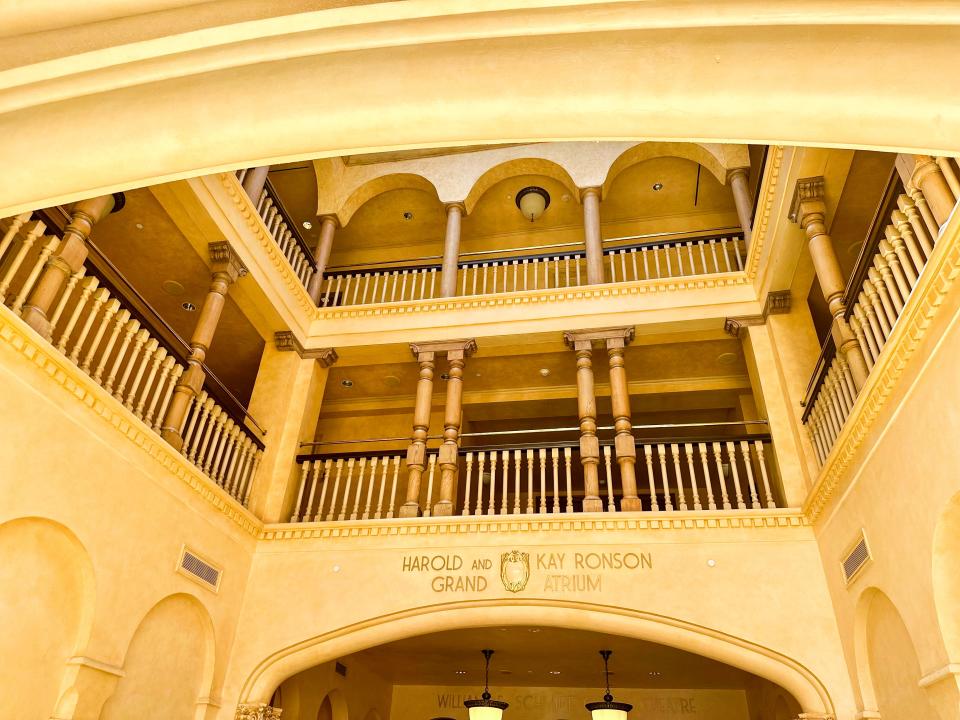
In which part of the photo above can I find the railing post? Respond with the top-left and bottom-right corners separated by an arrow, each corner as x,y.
728,166 -> 753,242
400,346 -> 436,517
241,166 -> 271,203
440,203 -> 465,298
790,177 -> 869,391
563,330 -> 603,512
580,187 -> 604,284
21,193 -> 123,339
160,242 -> 246,450
307,215 -> 338,304
898,154 -> 956,227
434,339 -> 476,515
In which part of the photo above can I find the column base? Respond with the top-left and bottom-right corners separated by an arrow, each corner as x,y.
582,496 -> 603,512
620,496 -> 642,512
432,500 -> 454,516
161,428 -> 185,452
398,502 -> 421,518
19,305 -> 53,341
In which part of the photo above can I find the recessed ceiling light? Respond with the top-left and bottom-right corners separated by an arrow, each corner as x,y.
302,220 -> 313,230
332,564 -> 341,573
549,670 -> 561,675
341,379 -> 354,388
652,182 -> 664,191
161,280 -> 185,296
135,222 -> 144,230
539,368 -> 551,377
648,671 -> 662,677
403,211 -> 414,220
455,670 -> 467,676
181,301 -> 196,312
707,559 -> 717,567
384,375 -> 401,388
717,352 -> 738,365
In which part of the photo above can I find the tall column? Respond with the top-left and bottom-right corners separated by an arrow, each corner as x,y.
306,215 -> 337,304
440,203 -> 464,298
910,155 -> 956,227
599,328 -> 642,511
242,166 -> 271,203
246,333 -> 336,523
160,242 -> 246,450
790,177 -> 869,391
563,331 -> 602,512
728,166 -> 753,239
400,347 -> 436,517
581,187 -> 604,284
21,192 -> 123,339
434,339 -> 476,515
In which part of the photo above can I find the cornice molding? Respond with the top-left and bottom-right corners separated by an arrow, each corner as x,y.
260,510 -> 808,541
0,304 -> 262,537
744,145 -> 785,281
804,209 -> 960,522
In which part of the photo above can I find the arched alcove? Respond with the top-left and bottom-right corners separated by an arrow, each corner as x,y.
0,517 -> 95,720
933,490 -> 960,661
463,159 -> 579,215
100,593 -> 215,720
239,600 -> 834,716
856,588 -> 938,720
338,173 -> 441,228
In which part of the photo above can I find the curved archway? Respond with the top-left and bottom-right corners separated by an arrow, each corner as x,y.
0,516 -> 96,720
337,173 -> 440,227
238,599 -> 834,716
100,592 -> 216,720
602,142 -> 730,197
320,688 -> 349,720
855,587 -> 937,720
463,159 -> 580,215
933,490 -> 960,661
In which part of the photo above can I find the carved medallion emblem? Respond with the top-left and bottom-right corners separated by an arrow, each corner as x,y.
500,550 -> 530,592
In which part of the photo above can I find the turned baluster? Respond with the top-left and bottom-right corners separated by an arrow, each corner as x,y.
0,213 -> 31,260
712,442 -> 732,509
908,187 -> 939,239
698,443 -> 716,510
209,417 -> 234,481
462,452 -> 474,516
538,448 -> 547,514
80,297 -> 120,374
135,347 -> 168,419
291,461 -> 311,522
386,456 -> 401,519
144,356 -> 175,427
525,449 -> 535,514
657,444 -> 673,511
511,450 -> 522,514
315,459 -> 333,521
216,423 -> 242,485
49,267 -> 86,334
671,443 -> 687,511
897,195 -> 935,258
114,329 -> 149,403
684,443 -> 702,510
878,237 -> 912,301
863,279 -> 891,340
500,450 -> 510,515
56,277 -> 100,354
739,440 -> 761,509
349,458 -> 368,520
474,452 -> 486,516
180,390 -> 207,452
551,448 -> 561,513
124,337 -> 159,410
754,441 -> 776,508
12,234 -> 59,315
726,442 -> 746,509
859,291 -> 886,351
486,451 -> 497,515
849,313 -> 875,369
423,454 -> 437,517
643,444 -> 658,511
202,409 -> 228,475
602,445 -> 616,512
874,257 -> 904,315
103,317 -> 140,395
188,397 -> 217,463
225,437 -> 250,496
935,157 -> 960,200
853,301 -> 881,361
0,220 -> 45,305
325,459 -> 345,521
338,458 -> 356,520
362,457 -> 378,520
242,450 -> 262,505
563,447 -> 574,513
374,457 -> 390,520
868,267 -> 898,327
67,286 -> 109,364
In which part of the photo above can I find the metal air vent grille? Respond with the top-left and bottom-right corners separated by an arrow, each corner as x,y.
842,533 -> 871,584
177,546 -> 222,592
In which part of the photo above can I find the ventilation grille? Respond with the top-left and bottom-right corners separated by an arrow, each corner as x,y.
178,547 -> 222,592
842,533 -> 871,584
335,662 -> 348,677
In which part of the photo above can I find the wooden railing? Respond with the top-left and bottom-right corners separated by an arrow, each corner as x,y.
288,434 -> 780,523
802,158 -> 960,466
0,212 -> 263,505
237,170 -> 317,292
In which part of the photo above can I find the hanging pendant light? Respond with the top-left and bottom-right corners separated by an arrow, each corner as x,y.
515,186 -> 550,222
464,649 -> 509,720
585,650 -> 632,720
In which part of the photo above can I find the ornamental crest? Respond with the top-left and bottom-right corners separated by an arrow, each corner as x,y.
500,550 -> 530,593
235,704 -> 282,720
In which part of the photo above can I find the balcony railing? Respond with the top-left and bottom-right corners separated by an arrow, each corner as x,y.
802,157 -> 960,465
0,212 -> 264,505
288,431 -> 781,523
317,230 -> 746,308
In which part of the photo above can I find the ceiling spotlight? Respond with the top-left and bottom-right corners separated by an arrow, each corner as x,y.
455,670 -> 467,676
403,211 -> 414,220
549,671 -> 561,675
181,301 -> 196,312
648,671 -> 662,677
516,186 -> 551,222
539,368 -> 551,377
652,182 -> 664,192
302,220 -> 313,230
135,222 -> 144,230
341,379 -> 354,388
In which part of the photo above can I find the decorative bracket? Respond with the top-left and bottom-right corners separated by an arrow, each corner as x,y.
274,331 -> 338,366
563,326 -> 635,350
209,241 -> 248,282
409,338 -> 477,360
788,177 -> 826,223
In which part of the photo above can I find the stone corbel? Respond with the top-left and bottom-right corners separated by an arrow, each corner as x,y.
273,331 -> 338,367
724,291 -> 791,338
788,176 -> 826,224
208,241 -> 248,282
723,316 -> 764,339
236,704 -> 282,720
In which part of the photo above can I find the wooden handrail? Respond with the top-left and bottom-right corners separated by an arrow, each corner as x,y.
263,177 -> 317,267
800,334 -> 837,423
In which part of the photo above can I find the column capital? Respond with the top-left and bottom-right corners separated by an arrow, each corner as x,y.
788,176 -> 826,224
579,186 -> 602,202
444,201 -> 466,215
273,331 -> 338,366
318,213 -> 340,229
208,241 -> 248,282
727,166 -> 750,182
563,326 -> 635,350
409,338 -> 477,359
236,703 -> 283,720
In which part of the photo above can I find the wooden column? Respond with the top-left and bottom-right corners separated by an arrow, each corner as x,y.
434,339 -> 477,515
242,166 -> 270,203
604,328 -> 641,511
21,193 -> 123,339
306,215 -> 337,303
728,167 -> 753,239
160,242 -> 246,450
440,203 -> 464,298
581,187 -> 604,284
563,331 -> 602,512
399,347 -> 436,517
790,177 -> 869,391
910,155 -> 956,226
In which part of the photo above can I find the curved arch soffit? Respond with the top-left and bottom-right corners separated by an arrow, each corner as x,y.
337,173 -> 440,228
852,587 -> 882,713
239,599 -> 833,715
119,592 -> 218,702
602,142 -> 730,199
933,489 -> 960,661
0,516 -> 97,654
462,158 -> 580,216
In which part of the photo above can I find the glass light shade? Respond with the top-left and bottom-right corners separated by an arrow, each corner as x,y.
515,186 -> 550,222
585,701 -> 632,720
465,699 -> 508,720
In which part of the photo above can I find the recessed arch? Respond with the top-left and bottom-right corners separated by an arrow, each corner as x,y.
320,688 -> 349,720
337,173 -> 440,228
463,159 -> 580,215
602,142 -> 730,198
933,490 -> 960,662
238,599 -> 834,716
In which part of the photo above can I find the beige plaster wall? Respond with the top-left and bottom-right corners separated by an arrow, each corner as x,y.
277,658 -> 393,720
